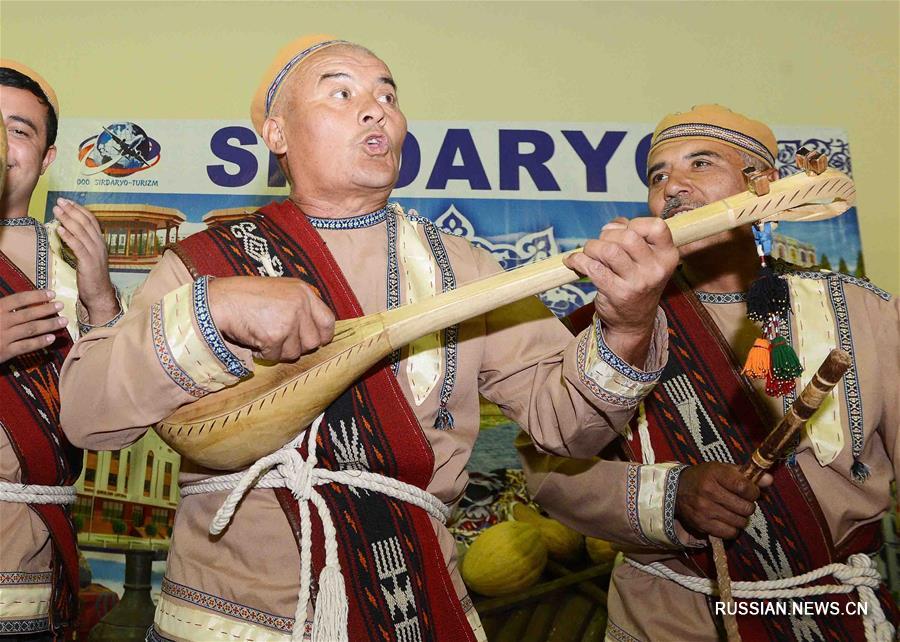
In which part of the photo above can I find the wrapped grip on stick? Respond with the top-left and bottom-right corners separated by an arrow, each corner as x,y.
739,348 -> 852,483
712,349 -> 852,642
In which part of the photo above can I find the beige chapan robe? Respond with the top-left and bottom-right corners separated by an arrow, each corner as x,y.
59,205 -> 669,641
1,224 -> 54,574
520,273 -> 900,642
0,219 -> 113,633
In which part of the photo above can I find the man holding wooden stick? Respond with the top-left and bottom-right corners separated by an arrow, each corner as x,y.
520,105 -> 899,641
58,36 -> 681,642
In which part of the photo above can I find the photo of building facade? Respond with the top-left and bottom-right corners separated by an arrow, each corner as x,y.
72,431 -> 179,546
87,203 -> 186,271
772,232 -> 817,268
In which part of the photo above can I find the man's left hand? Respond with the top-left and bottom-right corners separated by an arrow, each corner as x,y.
53,198 -> 120,324
565,216 -> 678,366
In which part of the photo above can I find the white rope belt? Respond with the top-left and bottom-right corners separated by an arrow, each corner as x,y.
179,414 -> 449,642
626,554 -> 895,642
180,464 -> 450,524
0,481 -> 76,504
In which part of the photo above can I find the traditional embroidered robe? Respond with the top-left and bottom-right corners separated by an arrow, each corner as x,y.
520,267 -> 900,642
0,219 -> 83,637
59,201 -> 667,641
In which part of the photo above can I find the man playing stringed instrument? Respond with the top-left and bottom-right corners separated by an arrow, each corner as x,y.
0,62 -> 122,640
59,36 -> 682,642
519,105 -> 899,641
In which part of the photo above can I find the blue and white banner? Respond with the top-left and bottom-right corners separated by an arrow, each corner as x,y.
45,118 -> 863,314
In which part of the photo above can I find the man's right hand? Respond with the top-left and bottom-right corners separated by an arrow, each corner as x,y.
0,290 -> 67,364
207,276 -> 335,362
675,462 -> 772,539
564,217 -> 679,367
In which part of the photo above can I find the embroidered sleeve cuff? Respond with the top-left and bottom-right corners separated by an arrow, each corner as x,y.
577,308 -> 667,408
193,276 -> 252,379
76,287 -> 125,336
625,462 -> 690,548
151,278 -> 250,398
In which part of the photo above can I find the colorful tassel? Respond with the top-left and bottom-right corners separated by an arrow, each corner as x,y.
433,406 -> 454,430
765,372 -> 796,397
770,336 -> 803,379
742,338 -> 771,378
742,223 -> 805,398
752,221 -> 775,256
851,459 -> 870,484
747,264 -> 790,323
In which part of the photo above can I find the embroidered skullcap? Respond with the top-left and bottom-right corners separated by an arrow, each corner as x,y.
0,59 -> 59,118
250,34 -> 348,135
650,104 -> 777,169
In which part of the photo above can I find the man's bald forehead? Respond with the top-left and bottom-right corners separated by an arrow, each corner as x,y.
330,42 -> 378,59
270,44 -> 393,114
299,42 -> 385,72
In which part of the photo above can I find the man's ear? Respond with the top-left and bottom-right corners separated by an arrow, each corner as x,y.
261,117 -> 288,155
765,167 -> 778,182
40,145 -> 57,175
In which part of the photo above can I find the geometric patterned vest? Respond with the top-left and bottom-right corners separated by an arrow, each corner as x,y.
623,277 -> 896,641
173,201 -> 476,642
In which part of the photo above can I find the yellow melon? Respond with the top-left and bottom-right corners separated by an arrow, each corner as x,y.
461,521 -> 548,596
512,502 -> 584,562
585,537 -> 617,565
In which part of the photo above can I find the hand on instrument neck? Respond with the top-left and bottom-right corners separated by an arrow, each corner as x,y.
565,216 -> 679,368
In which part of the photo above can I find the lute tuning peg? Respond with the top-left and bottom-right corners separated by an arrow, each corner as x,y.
743,166 -> 771,195
796,147 -> 828,175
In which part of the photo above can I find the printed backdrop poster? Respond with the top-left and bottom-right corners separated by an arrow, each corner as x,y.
45,118 -> 863,314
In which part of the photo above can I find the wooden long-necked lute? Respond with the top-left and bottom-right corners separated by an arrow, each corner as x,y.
156,164 -> 855,470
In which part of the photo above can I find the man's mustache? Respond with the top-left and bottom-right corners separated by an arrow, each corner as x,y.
661,197 -> 707,220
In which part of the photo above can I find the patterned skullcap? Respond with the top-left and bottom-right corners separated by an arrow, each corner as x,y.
0,59 -> 59,118
250,34 -> 348,135
650,104 -> 777,169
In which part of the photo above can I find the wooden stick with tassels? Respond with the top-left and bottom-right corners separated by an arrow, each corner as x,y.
712,348 -> 852,642
156,165 -> 856,470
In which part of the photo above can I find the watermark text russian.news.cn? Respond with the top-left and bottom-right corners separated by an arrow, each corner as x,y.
715,600 -> 869,617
